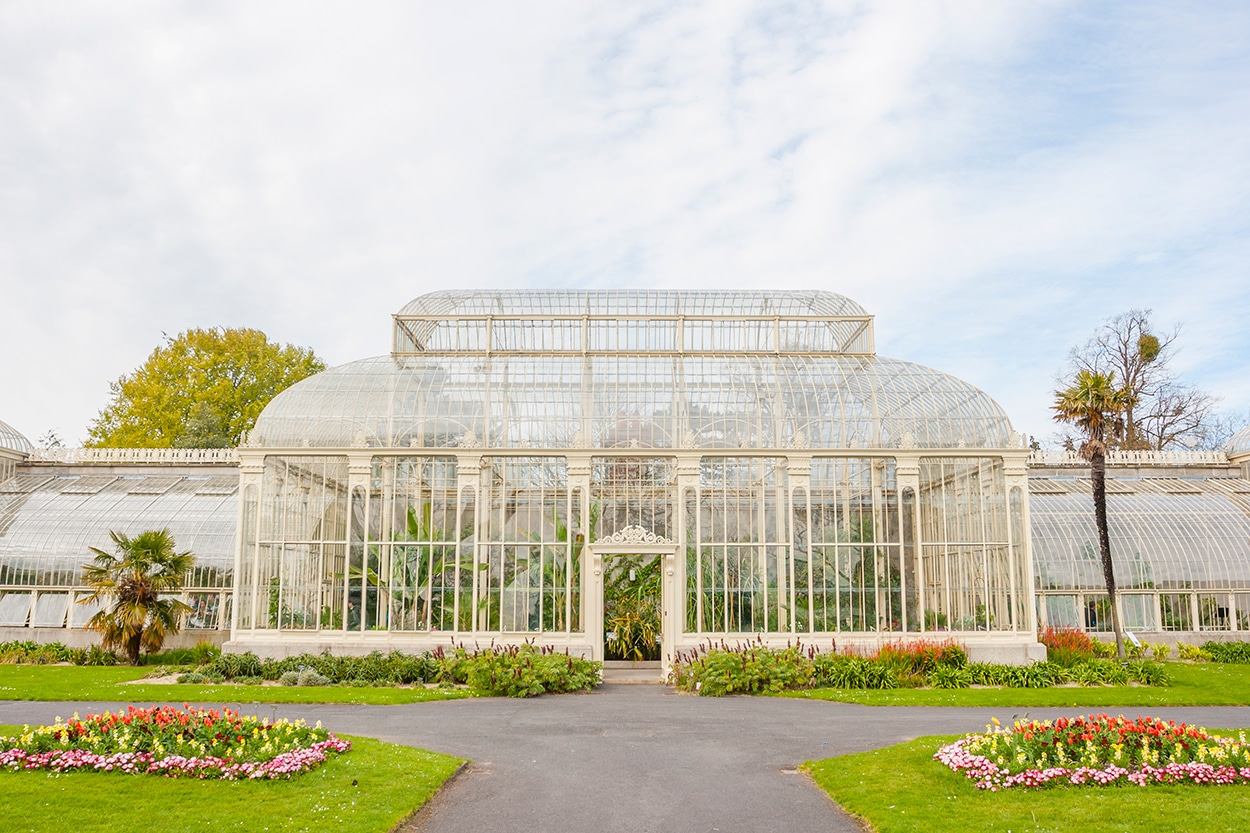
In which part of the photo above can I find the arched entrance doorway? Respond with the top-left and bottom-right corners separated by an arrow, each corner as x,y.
585,525 -> 679,678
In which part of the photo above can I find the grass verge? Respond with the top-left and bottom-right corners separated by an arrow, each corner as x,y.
805,730 -> 1250,833
0,666 -> 472,704
782,662 -> 1250,707
0,724 -> 464,833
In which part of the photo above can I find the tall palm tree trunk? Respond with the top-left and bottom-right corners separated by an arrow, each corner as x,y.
1090,450 -> 1126,659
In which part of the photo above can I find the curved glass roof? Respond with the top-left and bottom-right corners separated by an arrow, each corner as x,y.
253,290 -> 1014,451
0,473 -> 237,590
1226,425 -> 1250,456
250,353 -> 1014,450
396,289 -> 869,318
1030,478 -> 1250,591
0,420 -> 31,455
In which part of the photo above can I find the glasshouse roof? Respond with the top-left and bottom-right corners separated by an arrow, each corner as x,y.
1227,426 -> 1250,456
395,289 -> 870,318
0,474 -> 237,597
1029,477 -> 1250,591
0,420 -> 31,455
250,290 -> 1016,450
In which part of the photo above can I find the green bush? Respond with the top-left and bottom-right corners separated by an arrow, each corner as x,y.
927,664 -> 971,689
812,655 -> 899,690
1177,642 -> 1211,661
460,645 -> 601,697
1202,641 -> 1250,664
0,640 -> 120,666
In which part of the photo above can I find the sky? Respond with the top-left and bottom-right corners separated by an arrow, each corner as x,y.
1,1 -> 1247,447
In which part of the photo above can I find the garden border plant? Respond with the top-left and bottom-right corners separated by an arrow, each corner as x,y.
668,635 -> 1171,696
936,713 -> 1250,790
0,704 -> 349,780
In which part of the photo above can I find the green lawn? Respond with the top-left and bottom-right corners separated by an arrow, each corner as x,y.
782,662 -> 1250,707
805,730 -> 1250,833
0,725 -> 464,833
0,665 -> 473,704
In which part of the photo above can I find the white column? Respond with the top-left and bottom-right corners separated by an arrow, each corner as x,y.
895,454 -> 920,633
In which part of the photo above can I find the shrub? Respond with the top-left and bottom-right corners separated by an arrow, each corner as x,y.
0,640 -> 120,666
927,664 -> 972,689
1089,638 -> 1116,659
1177,642 -> 1211,661
1038,627 -> 1097,667
1202,641 -> 1250,664
1149,642 -> 1172,660
810,654 -> 899,690
460,645 -> 600,697
872,639 -> 966,675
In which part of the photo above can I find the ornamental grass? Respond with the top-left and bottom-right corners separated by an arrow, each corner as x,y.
0,704 -> 349,779
937,713 -> 1250,790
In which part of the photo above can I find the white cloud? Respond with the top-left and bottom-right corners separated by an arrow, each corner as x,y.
0,1 -> 1246,445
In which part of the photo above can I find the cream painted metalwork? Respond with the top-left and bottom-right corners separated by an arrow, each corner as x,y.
230,290 -> 1039,662
1031,476 -> 1250,633
0,473 -> 236,630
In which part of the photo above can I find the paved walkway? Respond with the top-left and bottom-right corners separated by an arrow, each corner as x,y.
3,691 -> 1248,833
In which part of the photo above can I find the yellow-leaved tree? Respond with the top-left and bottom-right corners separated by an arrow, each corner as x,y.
86,327 -> 325,448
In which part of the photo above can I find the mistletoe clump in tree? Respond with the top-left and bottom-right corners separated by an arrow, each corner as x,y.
79,529 -> 195,665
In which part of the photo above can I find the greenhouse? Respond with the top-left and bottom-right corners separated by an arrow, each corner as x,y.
2,291 -> 1248,668
0,443 -> 238,641
1029,473 -> 1250,635
229,290 -> 1040,665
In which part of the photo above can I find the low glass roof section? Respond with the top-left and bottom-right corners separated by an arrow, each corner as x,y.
250,353 -> 1015,450
0,420 -> 32,455
1226,426 -> 1250,456
394,290 -> 874,356
1030,483 -> 1250,591
0,474 -> 237,590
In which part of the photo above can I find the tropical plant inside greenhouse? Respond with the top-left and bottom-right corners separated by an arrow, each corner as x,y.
79,528 -> 194,665
604,554 -> 662,661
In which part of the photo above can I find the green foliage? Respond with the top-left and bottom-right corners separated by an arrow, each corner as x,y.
280,669 -> 333,687
1089,638 -> 1117,659
812,655 -> 900,690
808,732 -> 1250,833
669,640 -> 1171,697
1039,626 -> 1098,667
80,529 -> 195,665
201,650 -> 432,685
1177,642 -> 1212,661
139,642 -> 221,666
671,644 -> 816,696
603,554 -> 661,661
0,728 -> 463,833
457,644 -> 601,697
86,327 -> 325,448
1202,641 -> 1250,664
927,665 -> 972,689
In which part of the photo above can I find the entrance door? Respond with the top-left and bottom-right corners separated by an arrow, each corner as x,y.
602,553 -> 662,661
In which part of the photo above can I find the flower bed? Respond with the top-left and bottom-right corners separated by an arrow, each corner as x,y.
936,714 -> 1250,789
0,704 -> 350,779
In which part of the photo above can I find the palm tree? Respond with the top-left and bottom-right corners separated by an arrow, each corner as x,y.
1053,369 -> 1132,659
79,529 -> 195,665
